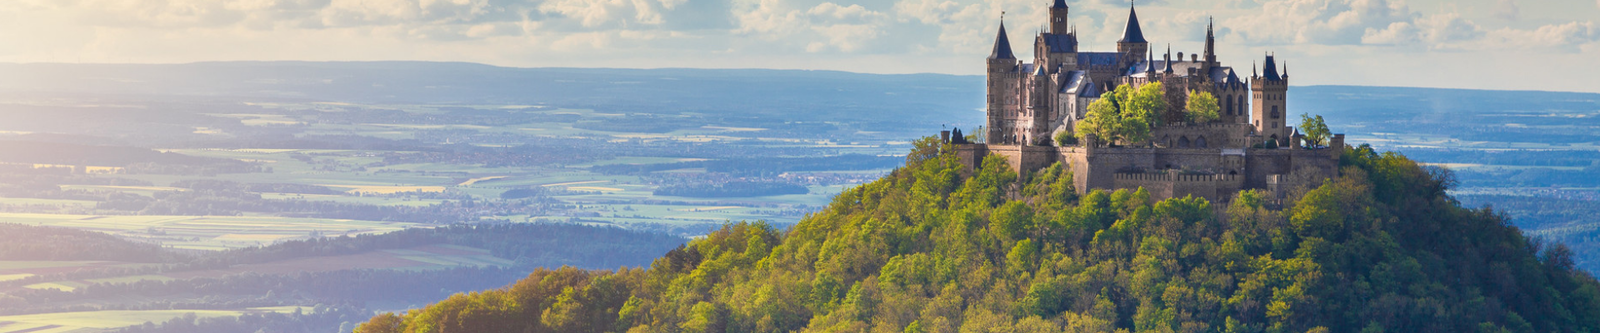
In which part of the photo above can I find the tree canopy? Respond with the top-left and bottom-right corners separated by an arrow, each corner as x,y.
1186,90 -> 1221,124
358,139 -> 1600,333
1299,114 -> 1331,148
1075,82 -> 1167,146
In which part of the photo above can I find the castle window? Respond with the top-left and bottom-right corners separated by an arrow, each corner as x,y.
1196,136 -> 1207,148
1225,98 -> 1234,115
1271,106 -> 1279,118
1179,136 -> 1190,148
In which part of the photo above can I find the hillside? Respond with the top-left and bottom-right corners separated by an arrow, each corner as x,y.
353,139 -> 1600,333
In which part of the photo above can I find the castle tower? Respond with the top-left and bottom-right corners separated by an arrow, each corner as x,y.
1251,54 -> 1289,145
1116,4 -> 1149,70
987,20 -> 1018,144
1049,0 -> 1069,35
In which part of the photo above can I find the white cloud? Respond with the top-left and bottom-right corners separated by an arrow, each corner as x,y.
0,0 -> 1598,93
1361,12 -> 1481,47
1225,0 -> 1414,45
1477,21 -> 1600,52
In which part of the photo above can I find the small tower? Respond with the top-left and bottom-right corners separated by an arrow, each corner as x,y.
1251,54 -> 1289,145
1048,0 -> 1069,35
1116,4 -> 1149,69
987,19 -> 1018,144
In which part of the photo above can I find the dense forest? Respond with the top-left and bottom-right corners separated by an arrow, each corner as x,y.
357,138 -> 1600,333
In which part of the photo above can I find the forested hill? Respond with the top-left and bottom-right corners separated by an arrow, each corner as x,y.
355,139 -> 1600,333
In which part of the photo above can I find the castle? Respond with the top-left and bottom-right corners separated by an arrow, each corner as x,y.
948,1 -> 1344,202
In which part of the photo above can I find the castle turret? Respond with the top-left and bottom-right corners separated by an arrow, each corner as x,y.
987,20 -> 1018,144
1049,0 -> 1069,35
1116,4 -> 1149,69
1251,54 -> 1289,145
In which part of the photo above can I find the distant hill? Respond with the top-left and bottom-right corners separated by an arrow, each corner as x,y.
353,143 -> 1600,332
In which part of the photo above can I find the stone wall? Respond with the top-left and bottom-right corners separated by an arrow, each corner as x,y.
954,138 -> 1343,202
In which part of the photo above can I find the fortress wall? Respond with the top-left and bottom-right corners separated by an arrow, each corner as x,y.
1153,149 -> 1225,173
1151,123 -> 1254,149
1111,173 -> 1243,201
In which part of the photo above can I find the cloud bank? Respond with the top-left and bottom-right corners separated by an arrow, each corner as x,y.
0,0 -> 1596,92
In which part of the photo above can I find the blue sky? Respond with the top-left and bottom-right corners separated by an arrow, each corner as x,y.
0,0 -> 1596,92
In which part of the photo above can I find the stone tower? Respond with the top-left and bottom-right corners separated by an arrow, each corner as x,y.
1049,0 -> 1069,35
987,20 -> 1017,144
1116,5 -> 1149,69
1251,54 -> 1289,145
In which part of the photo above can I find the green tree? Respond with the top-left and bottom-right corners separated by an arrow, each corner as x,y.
1299,114 -> 1331,148
1075,83 -> 1166,146
1186,90 -> 1221,124
1076,97 -> 1122,145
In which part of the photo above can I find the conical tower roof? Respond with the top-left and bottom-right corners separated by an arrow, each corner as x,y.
1262,54 -> 1282,81
1118,5 -> 1147,43
1051,0 -> 1067,9
989,21 -> 1016,60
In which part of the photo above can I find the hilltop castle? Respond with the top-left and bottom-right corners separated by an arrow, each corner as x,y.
948,1 -> 1344,202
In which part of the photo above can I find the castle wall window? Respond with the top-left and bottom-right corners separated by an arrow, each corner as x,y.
1196,136 -> 1206,148
1226,98 -> 1234,115
1271,106 -> 1279,118
1179,136 -> 1190,148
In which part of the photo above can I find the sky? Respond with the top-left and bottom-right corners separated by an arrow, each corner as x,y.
0,0 -> 1597,93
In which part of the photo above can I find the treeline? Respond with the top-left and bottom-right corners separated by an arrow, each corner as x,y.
0,224 -> 185,262
93,188 -> 546,223
201,223 -> 687,269
654,181 -> 808,198
1460,194 -> 1600,272
170,179 -> 345,195
1401,148 -> 1600,167
359,141 -> 1600,333
1456,167 -> 1600,188
592,154 -> 901,176
115,304 -> 369,333
9,266 -> 527,308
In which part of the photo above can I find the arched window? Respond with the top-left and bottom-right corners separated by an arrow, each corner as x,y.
1195,136 -> 1207,148
1162,135 -> 1172,147
1225,98 -> 1233,115
1179,136 -> 1191,148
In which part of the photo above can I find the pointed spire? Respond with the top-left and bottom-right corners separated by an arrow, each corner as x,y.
1146,49 -> 1155,75
1051,0 -> 1067,9
1163,44 -> 1173,74
1118,3 -> 1147,43
989,17 -> 1016,60
1204,16 -> 1216,63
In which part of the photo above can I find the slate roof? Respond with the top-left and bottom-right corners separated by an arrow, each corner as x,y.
1210,67 -> 1242,84
989,22 -> 1015,60
1041,34 -> 1077,53
1118,6 -> 1147,43
1052,0 -> 1067,9
1261,55 -> 1282,81
1077,52 -> 1120,67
